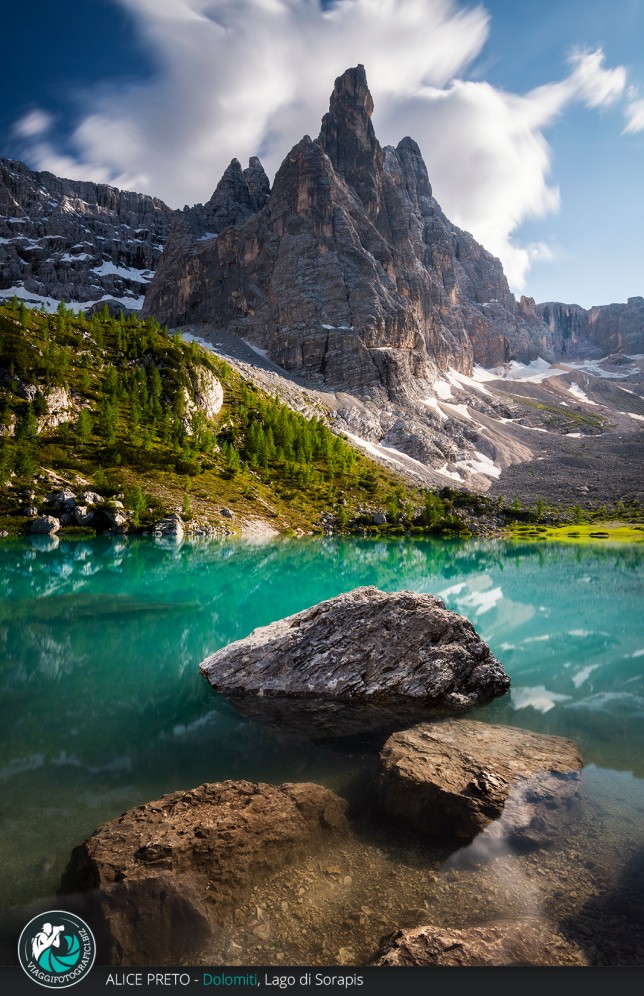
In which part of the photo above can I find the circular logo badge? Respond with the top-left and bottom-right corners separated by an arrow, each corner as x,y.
18,911 -> 96,988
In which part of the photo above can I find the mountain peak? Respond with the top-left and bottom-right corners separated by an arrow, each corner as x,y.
318,65 -> 381,212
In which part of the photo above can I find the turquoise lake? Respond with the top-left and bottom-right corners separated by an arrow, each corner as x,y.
0,535 -> 643,963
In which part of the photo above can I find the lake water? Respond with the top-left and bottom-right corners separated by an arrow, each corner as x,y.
0,535 -> 643,964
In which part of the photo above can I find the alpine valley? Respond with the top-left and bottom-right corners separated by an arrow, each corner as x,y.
2,62 -> 644,975
1,66 -> 642,532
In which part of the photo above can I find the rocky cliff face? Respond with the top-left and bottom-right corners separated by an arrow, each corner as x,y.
538,297 -> 644,358
143,66 -> 554,398
0,159 -> 174,310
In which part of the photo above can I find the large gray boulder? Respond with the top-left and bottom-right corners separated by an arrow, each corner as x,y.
371,918 -> 588,966
379,719 -> 582,841
200,587 -> 509,739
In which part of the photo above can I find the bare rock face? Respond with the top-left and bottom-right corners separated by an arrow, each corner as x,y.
371,918 -> 588,966
538,297 -> 644,358
0,158 -> 173,309
59,779 -> 348,964
183,366 -> 224,426
380,719 -> 582,840
144,66 -> 553,395
200,587 -> 509,739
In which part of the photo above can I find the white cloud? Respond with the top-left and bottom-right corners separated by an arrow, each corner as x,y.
623,96 -> 644,133
12,108 -> 54,139
565,48 -> 627,108
14,1 -> 628,291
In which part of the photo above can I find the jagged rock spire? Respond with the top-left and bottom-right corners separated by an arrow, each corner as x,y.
318,65 -> 382,213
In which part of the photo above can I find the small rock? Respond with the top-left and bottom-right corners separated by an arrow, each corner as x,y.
220,507 -> 234,519
22,505 -> 38,517
371,918 -> 588,966
74,505 -> 95,526
253,923 -> 271,942
49,489 -> 76,510
372,511 -> 386,525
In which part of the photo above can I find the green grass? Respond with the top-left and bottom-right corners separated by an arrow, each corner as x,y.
507,521 -> 644,544
0,301 -> 471,537
511,395 -> 608,431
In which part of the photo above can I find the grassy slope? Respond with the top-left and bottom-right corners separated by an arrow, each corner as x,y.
0,302 -> 470,536
1,302 -> 640,540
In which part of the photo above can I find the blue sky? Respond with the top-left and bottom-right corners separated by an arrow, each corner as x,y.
1,0 -> 642,309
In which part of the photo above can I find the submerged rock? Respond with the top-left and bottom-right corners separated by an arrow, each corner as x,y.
379,719 -> 582,840
59,779 -> 348,964
371,918 -> 588,966
199,587 -> 509,740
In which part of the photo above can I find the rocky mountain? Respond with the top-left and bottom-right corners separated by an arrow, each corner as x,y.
143,66 -> 554,398
2,68 -> 640,500
0,159 -> 174,311
537,297 -> 644,358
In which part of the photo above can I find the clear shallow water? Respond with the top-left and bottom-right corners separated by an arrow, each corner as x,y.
0,535 -> 642,962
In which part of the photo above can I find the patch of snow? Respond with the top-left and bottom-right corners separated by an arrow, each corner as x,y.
511,685 -> 573,714
380,443 -> 432,473
565,359 -> 630,380
442,402 -> 471,421
91,260 -> 154,282
628,412 -> 644,422
343,431 -> 412,472
520,425 -> 549,433
455,450 -> 501,479
566,432 -> 584,438
471,365 -> 498,383
197,232 -> 218,241
489,358 -> 567,384
60,252 -> 92,263
182,331 -> 220,355
433,378 -> 453,400
568,383 -> 597,405
436,463 -> 463,483
447,368 -> 493,397
241,339 -> 270,360
421,397 -> 447,421
0,285 -> 142,313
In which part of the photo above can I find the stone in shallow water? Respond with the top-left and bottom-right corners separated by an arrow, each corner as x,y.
371,918 -> 588,966
379,719 -> 583,840
199,587 -> 510,740
59,780 -> 348,965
